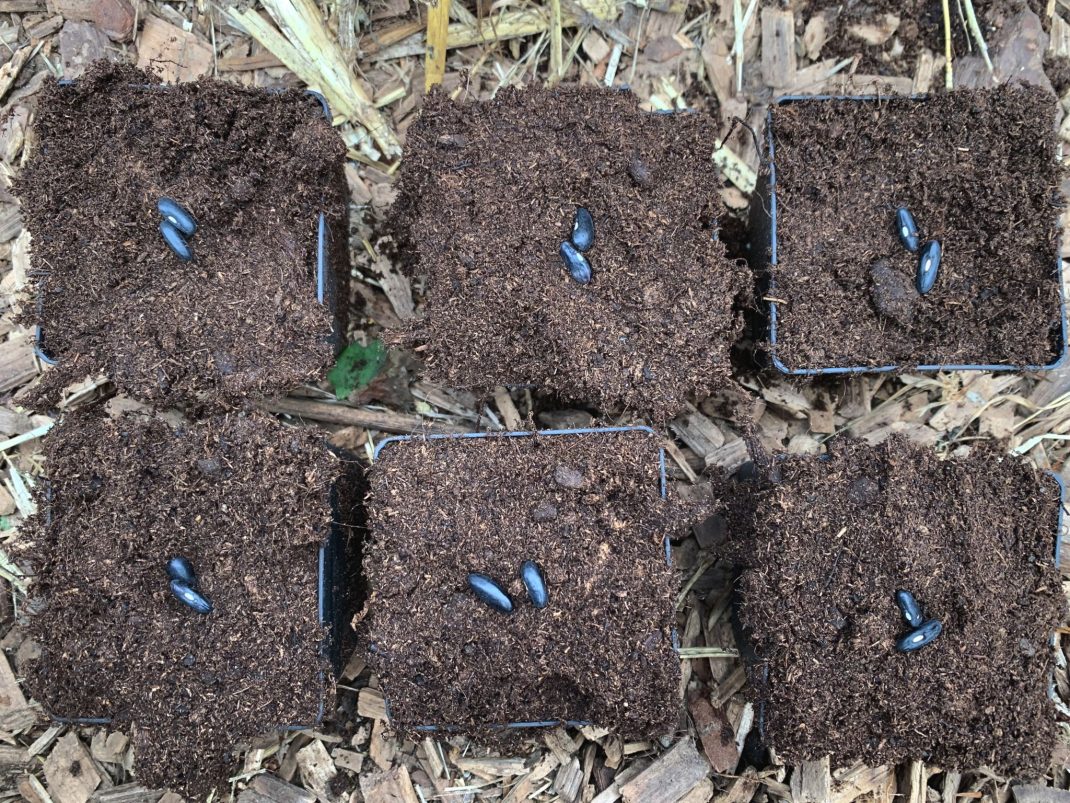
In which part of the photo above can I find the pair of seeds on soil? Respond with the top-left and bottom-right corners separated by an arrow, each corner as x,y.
895,207 -> 941,294
468,561 -> 547,613
894,589 -> 941,652
167,557 -> 212,615
559,207 -> 594,284
158,198 -> 197,262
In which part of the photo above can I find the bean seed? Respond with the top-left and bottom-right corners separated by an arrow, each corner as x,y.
916,240 -> 941,295
160,220 -> 193,262
571,207 -> 595,252
895,207 -> 919,253
467,572 -> 513,613
894,589 -> 923,628
560,242 -> 592,285
167,557 -> 197,587
157,198 -> 197,236
896,619 -> 942,652
170,579 -> 212,615
521,560 -> 548,609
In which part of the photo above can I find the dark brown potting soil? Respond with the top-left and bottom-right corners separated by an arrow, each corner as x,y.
16,61 -> 348,410
364,430 -> 686,736
767,86 -> 1063,370
18,410 -> 345,795
392,86 -> 749,421
730,436 -> 1064,775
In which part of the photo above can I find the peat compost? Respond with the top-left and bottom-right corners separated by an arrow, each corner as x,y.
364,430 -> 691,737
730,436 -> 1064,776
19,409 -> 344,795
767,86 -> 1063,371
392,85 -> 749,421
16,62 -> 348,410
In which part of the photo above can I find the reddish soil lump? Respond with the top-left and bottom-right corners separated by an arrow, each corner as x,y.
392,85 -> 749,420
15,61 -> 348,410
19,410 -> 341,795
768,86 -> 1063,370
731,437 -> 1064,775
364,431 -> 685,736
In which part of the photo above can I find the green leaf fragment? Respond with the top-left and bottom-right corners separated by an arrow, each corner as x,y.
328,340 -> 387,400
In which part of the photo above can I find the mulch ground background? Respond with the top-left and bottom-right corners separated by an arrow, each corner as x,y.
393,85 -> 749,421
364,430 -> 688,737
768,86 -> 1063,371
18,409 -> 337,795
729,436 -> 1064,776
0,0 -> 1069,800
795,0 -> 1034,76
16,62 -> 348,411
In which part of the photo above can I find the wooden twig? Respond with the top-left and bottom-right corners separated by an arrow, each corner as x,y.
712,138 -> 757,193
492,387 -> 523,430
675,558 -> 716,610
962,0 -> 995,77
732,0 -> 760,95
941,0 -> 954,89
367,9 -> 578,62
260,396 -> 475,435
0,421 -> 51,453
677,647 -> 740,658
424,0 -> 452,92
548,0 -> 563,84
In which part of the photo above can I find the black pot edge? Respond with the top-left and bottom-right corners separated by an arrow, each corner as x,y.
759,94 -> 1069,377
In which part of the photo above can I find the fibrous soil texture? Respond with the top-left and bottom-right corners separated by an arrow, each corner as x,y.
364,429 -> 690,736
20,409 -> 342,795
16,61 -> 348,410
393,85 -> 750,421
730,436 -> 1064,776
768,86 -> 1062,371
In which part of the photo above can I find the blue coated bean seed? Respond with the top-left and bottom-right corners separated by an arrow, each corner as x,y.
160,221 -> 193,262
170,579 -> 212,614
467,572 -> 513,613
560,241 -> 592,285
571,207 -> 595,252
166,557 -> 197,587
895,207 -> 919,253
916,240 -> 941,295
521,560 -> 548,609
896,619 -> 942,652
157,198 -> 197,236
895,589 -> 923,627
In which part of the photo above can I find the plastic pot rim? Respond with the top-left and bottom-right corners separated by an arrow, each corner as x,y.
46,437 -> 350,731
371,424 -> 678,733
750,467 -> 1066,744
34,85 -> 335,367
764,93 -> 1069,376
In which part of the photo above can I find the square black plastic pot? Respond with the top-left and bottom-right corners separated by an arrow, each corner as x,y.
734,466 -> 1066,750
760,94 -> 1069,377
34,86 -> 344,365
370,425 -> 675,733
49,444 -> 363,731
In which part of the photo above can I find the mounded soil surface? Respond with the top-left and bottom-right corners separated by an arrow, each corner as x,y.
730,436 -> 1064,775
393,85 -> 749,420
364,430 -> 687,736
16,62 -> 348,410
